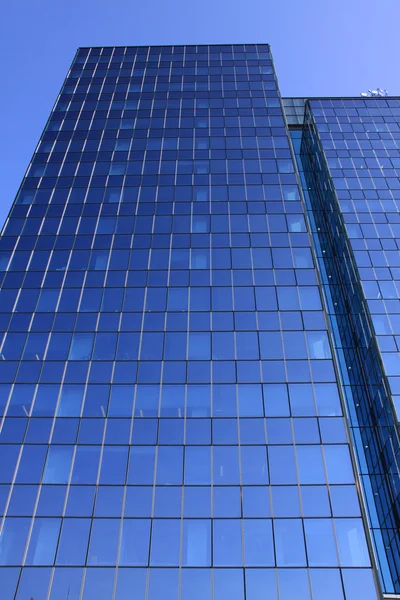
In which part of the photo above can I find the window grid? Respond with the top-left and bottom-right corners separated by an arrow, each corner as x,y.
0,46 -> 379,600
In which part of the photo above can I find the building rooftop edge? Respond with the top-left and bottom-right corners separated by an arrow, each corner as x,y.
283,96 -> 399,100
77,43 -> 270,50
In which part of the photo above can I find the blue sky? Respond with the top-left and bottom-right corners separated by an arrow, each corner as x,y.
1,0 -> 399,226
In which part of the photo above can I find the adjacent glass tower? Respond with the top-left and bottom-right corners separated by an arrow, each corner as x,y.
288,97 -> 400,596
0,44 -> 395,600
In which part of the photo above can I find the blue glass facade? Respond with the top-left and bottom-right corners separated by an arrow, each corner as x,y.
0,46 -> 383,600
291,97 -> 400,595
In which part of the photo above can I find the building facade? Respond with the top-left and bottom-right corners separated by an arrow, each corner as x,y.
285,96 -> 400,596
0,44 -> 398,600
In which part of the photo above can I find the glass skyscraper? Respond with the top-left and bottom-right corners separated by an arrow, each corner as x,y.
0,44 -> 398,600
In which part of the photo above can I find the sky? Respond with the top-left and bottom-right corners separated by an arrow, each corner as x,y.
1,0 -> 399,226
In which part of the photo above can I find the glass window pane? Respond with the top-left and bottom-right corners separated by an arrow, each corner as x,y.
184,486 -> 211,517
341,569 -> 378,600
185,447 -> 211,484
25,518 -> 61,565
150,520 -> 180,566
335,518 -> 370,566
181,568 -> 212,600
241,446 -> 268,483
154,486 -> 182,517
243,519 -> 274,566
87,519 -> 120,565
324,446 -> 355,484
82,568 -> 115,600
0,567 -> 20,600
0,518 -> 30,565
213,486 -> 241,517
148,568 -> 179,600
213,520 -> 242,566
272,486 -> 300,517
128,447 -> 156,484
213,446 -> 240,484
269,446 -> 297,484
242,486 -> 271,517
304,519 -> 338,566
214,568 -> 244,600
278,569 -> 311,600
49,567 -> 84,600
15,567 -> 52,600
115,569 -> 147,600
95,486 -> 124,517
245,569 -> 278,600
296,445 -> 325,484
56,518 -> 91,565
274,519 -> 306,566
119,519 -> 150,566
182,520 -> 211,566
309,569 -> 344,600
43,446 -> 73,483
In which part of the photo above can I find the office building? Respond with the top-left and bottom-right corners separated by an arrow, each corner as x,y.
0,44 -> 398,600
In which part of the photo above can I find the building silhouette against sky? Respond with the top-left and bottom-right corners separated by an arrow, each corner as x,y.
0,44 -> 399,600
